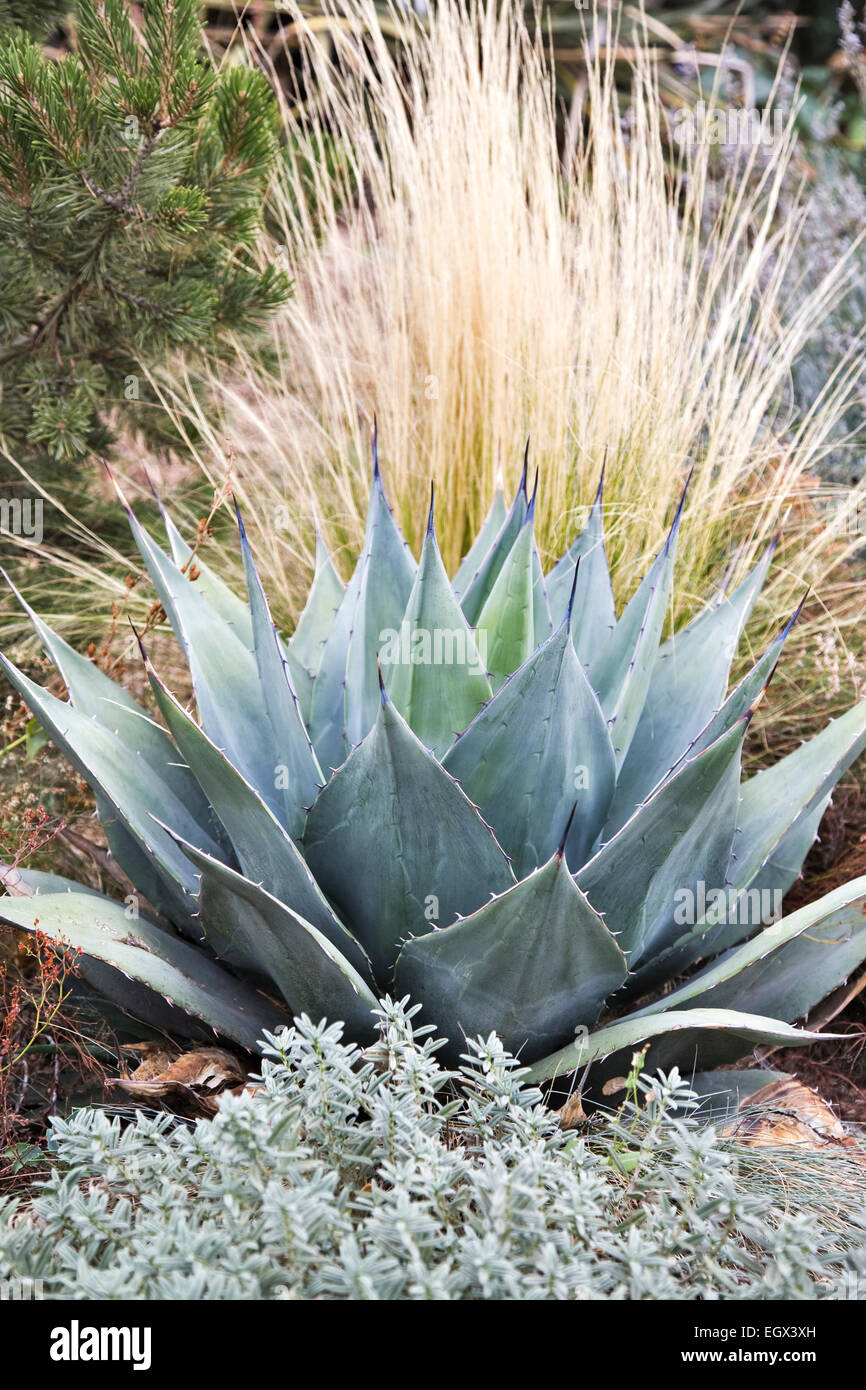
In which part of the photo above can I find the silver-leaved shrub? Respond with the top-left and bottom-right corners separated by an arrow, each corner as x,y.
0,1000 -> 864,1301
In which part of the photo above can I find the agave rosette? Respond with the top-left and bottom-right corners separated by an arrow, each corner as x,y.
3,440 -> 866,1094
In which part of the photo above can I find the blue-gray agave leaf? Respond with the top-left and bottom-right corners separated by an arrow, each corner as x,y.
605,542 -> 774,833
0,866 -> 212,1039
0,652 -> 217,924
121,487 -> 280,808
459,449 -> 528,625
310,438 -> 415,770
304,684 -> 514,978
545,468 -> 616,667
611,878 -> 866,1075
154,490 -> 255,652
525,1007 -> 831,1088
588,478 -> 688,768
288,531 -> 345,711
531,541 -> 553,644
166,828 -> 379,1035
576,717 -> 749,965
443,579 -> 616,874
0,890 -> 289,1050
730,699 -> 866,898
387,489 -> 491,758
143,652 -> 370,978
395,838 -> 626,1061
237,504 -> 323,837
474,493 -> 536,691
452,483 -> 506,601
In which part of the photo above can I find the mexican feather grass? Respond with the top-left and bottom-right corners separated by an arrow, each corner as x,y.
4,1 -> 866,751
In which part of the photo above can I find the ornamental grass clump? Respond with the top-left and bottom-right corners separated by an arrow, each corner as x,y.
148,0 -> 866,712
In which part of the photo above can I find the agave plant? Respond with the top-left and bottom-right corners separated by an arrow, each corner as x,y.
3,442 -> 866,1097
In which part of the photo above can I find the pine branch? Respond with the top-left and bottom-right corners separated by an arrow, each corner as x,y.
0,0 -> 289,464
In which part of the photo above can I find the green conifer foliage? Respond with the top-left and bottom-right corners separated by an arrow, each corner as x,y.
0,0 -> 289,464
0,3 -> 71,41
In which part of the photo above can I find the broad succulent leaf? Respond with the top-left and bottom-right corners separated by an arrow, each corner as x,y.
0,892 -> 289,1049
387,492 -> 491,758
588,480 -> 687,768
75,954 -> 217,1042
3,578 -> 225,909
598,878 -> 866,1076
604,617 -> 795,845
524,1005 -> 832,1086
155,494 -> 255,652
4,864 -> 216,1038
2,572 -> 211,827
531,542 -> 553,643
143,654 -> 370,978
237,505 -> 324,835
644,801 -> 830,985
623,794 -> 827,996
96,804 -> 194,928
668,903 -> 866,1071
310,444 -> 415,770
4,447 -> 866,1088
122,489 -> 280,805
17,581 -> 259,921
2,866 -> 104,899
663,604 -> 801,773
545,470 -> 616,666
304,689 -> 514,978
729,698 -> 866,896
443,604 -> 616,874
576,718 -> 748,965
0,652 -> 215,923
631,874 -> 866,1023
724,803 -> 825,941
395,846 -> 626,1060
288,532 -> 345,682
605,544 -> 775,832
166,829 -> 379,1033
307,559 -> 358,773
459,454 -> 528,625
343,464 -> 417,751
475,500 -> 536,691
452,485 -> 506,601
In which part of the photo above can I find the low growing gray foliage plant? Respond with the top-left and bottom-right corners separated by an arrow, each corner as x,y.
0,1000 -> 864,1301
